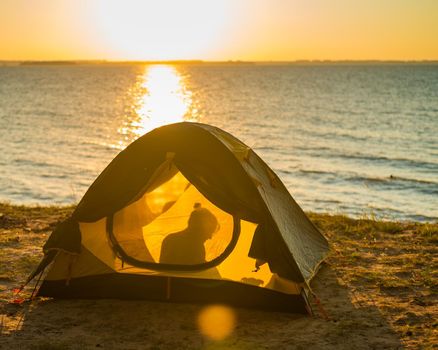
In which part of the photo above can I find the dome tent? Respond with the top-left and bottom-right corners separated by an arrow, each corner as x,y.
28,122 -> 328,314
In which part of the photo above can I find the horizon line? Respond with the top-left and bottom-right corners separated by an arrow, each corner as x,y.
1,59 -> 438,66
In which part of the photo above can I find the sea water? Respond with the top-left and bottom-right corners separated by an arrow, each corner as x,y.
0,63 -> 437,222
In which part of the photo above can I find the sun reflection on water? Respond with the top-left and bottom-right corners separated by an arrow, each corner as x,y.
117,65 -> 197,148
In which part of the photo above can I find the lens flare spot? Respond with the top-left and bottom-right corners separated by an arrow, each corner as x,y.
197,304 -> 235,340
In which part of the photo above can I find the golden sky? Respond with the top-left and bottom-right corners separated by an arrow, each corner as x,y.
1,0 -> 437,61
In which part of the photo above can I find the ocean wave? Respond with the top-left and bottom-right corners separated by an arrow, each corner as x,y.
296,168 -> 438,189
277,169 -> 294,175
310,151 -> 438,170
367,206 -> 438,222
40,173 -> 68,179
349,174 -> 438,186
317,129 -> 373,142
298,169 -> 335,176
253,146 -> 277,151
13,158 -> 54,168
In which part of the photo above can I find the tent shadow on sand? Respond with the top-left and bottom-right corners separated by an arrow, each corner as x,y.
4,264 -> 402,350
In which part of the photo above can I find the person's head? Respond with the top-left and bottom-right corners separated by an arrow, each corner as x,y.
187,203 -> 218,241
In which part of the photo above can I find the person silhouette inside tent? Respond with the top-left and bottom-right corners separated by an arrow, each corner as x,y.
159,203 -> 219,265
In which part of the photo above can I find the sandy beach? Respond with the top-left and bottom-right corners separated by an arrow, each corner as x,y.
0,203 -> 436,349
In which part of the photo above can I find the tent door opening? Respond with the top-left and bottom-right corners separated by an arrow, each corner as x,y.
106,165 -> 240,272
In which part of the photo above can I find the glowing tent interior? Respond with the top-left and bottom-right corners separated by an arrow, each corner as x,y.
27,122 -> 329,314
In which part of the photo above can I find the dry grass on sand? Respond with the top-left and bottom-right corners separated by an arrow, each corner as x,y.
0,203 -> 437,349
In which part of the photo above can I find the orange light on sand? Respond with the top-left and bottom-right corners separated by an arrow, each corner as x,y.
197,304 -> 236,340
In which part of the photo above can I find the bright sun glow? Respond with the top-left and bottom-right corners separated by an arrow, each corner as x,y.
94,0 -> 233,60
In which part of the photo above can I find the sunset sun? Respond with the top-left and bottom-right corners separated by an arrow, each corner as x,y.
93,0 -> 234,60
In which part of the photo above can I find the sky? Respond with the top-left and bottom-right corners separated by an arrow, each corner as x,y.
1,0 -> 437,61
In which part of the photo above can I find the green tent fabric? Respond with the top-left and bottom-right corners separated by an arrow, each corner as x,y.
29,122 -> 329,313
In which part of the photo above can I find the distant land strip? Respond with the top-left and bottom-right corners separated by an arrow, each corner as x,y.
0,59 -> 437,66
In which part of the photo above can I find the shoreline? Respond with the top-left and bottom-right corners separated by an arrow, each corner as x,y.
1,201 -> 435,224
1,202 -> 437,348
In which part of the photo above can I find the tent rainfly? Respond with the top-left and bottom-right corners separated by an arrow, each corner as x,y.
27,122 -> 329,314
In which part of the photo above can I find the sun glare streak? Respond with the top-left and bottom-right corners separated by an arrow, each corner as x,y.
116,65 -> 197,149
